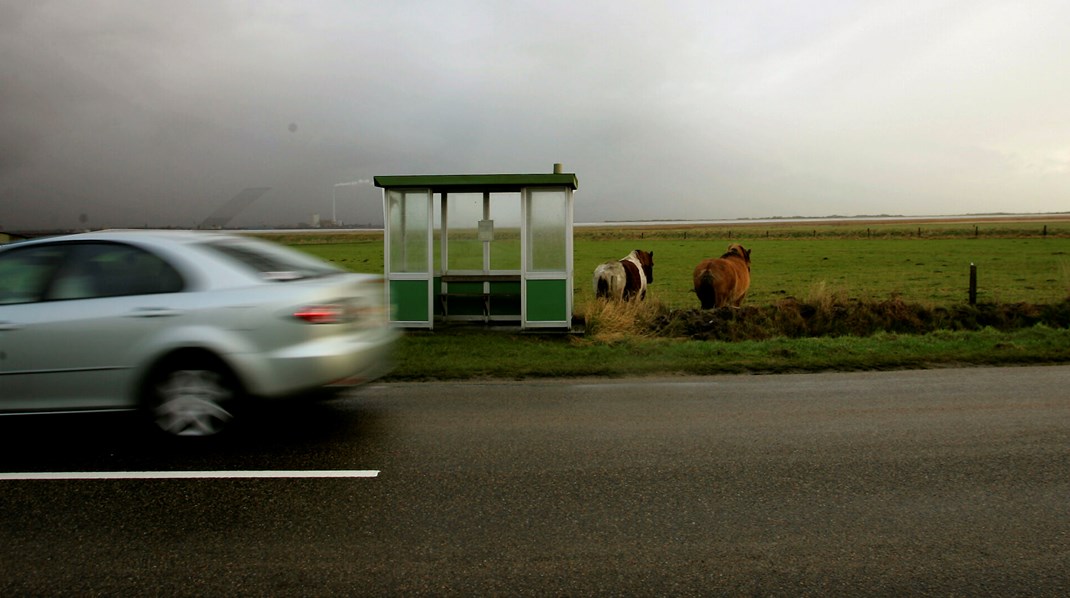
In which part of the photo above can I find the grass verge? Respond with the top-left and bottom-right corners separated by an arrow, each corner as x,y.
385,287 -> 1070,382
385,324 -> 1070,381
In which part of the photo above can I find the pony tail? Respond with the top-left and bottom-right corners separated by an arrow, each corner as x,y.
697,270 -> 717,309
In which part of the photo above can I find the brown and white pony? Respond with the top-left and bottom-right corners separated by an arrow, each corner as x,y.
593,249 -> 654,301
692,244 -> 751,309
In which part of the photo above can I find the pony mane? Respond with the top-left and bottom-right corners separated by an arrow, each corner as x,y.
720,245 -> 749,261
629,249 -> 653,263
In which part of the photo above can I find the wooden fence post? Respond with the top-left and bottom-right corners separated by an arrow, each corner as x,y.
969,263 -> 977,306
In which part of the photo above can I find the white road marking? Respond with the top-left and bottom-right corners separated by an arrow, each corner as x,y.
0,470 -> 379,480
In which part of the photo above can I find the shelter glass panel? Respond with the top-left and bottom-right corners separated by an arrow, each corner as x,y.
527,189 -> 567,272
446,193 -> 483,271
490,193 -> 521,271
387,190 -> 429,273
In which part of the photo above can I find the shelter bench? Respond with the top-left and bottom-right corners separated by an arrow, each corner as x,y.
439,273 -> 522,320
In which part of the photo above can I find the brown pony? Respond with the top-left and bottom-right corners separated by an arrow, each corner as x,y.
593,249 -> 654,301
692,244 -> 751,309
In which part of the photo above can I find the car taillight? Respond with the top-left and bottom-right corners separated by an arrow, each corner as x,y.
293,304 -> 347,324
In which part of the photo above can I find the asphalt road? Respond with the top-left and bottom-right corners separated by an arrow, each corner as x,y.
1,366 -> 1068,596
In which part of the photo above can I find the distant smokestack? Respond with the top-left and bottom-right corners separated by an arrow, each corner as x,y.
553,163 -> 562,174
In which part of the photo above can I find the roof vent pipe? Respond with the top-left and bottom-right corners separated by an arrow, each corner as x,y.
553,163 -> 562,174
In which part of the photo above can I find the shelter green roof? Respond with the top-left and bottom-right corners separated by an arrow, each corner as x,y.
373,173 -> 577,192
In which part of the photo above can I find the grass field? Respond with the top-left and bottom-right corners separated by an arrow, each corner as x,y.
257,218 -> 1070,379
262,217 -> 1070,308
584,236 -> 1070,307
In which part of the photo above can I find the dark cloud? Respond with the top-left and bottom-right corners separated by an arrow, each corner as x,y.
2,1 -> 1069,231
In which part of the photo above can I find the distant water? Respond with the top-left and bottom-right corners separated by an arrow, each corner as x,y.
576,213 -> 1068,227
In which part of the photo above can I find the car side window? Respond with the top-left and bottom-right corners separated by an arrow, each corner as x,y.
0,245 -> 70,304
118,246 -> 185,296
46,243 -> 185,300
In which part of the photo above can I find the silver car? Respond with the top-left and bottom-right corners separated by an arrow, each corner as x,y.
0,230 -> 397,436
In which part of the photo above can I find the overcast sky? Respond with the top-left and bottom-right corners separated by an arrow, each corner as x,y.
2,1 -> 1069,230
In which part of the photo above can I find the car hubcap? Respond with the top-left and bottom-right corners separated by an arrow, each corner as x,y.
154,369 -> 234,436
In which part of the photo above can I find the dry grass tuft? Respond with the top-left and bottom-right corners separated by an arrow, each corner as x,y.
580,298 -> 667,342
805,280 -> 851,310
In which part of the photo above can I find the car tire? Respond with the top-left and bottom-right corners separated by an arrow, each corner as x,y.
146,354 -> 240,437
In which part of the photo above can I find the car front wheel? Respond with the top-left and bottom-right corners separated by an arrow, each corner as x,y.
147,358 -> 238,437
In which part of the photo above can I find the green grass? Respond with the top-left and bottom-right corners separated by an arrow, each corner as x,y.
266,226 -> 1070,308
389,325 -> 1070,380
260,221 -> 1070,379
580,235 -> 1070,307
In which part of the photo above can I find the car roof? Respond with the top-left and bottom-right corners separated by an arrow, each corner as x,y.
6,229 -> 246,248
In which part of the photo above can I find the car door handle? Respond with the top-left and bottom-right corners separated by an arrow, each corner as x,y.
125,307 -> 182,318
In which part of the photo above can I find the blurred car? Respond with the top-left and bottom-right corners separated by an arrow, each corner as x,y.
0,230 -> 397,436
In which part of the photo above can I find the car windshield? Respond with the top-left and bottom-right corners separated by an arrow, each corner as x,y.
201,238 -> 342,281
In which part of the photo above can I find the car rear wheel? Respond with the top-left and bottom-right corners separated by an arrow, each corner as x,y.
147,357 -> 239,437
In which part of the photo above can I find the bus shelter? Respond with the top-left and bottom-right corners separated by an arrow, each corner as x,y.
374,168 -> 577,330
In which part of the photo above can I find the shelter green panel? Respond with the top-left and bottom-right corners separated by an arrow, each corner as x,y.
489,281 -> 522,316
526,279 -> 568,322
390,279 -> 430,322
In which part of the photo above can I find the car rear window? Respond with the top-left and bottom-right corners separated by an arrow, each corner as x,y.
202,238 -> 342,281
